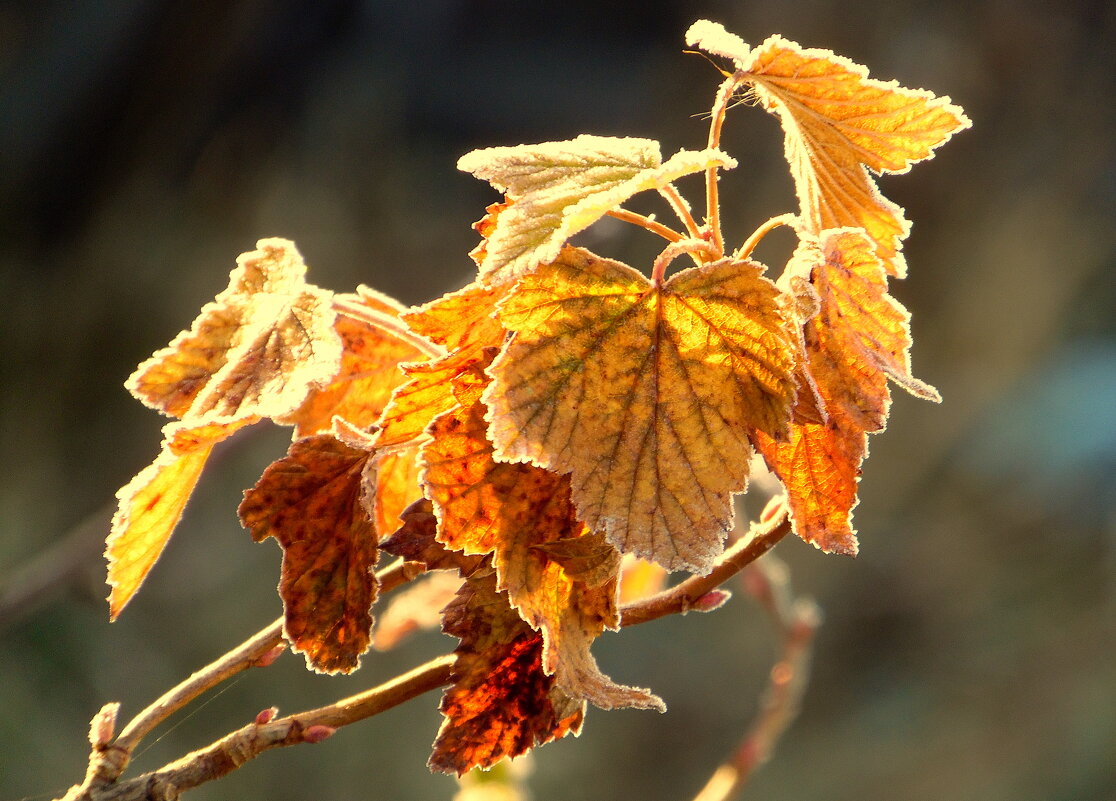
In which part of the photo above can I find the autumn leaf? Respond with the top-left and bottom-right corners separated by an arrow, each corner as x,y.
238,432 -> 378,674
422,360 -> 663,709
753,420 -> 865,555
796,228 -> 939,431
458,136 -> 735,284
687,22 -> 970,277
485,246 -> 798,573
106,416 -> 256,619
757,229 -> 938,553
380,505 -> 584,774
282,285 -> 425,436
372,571 -> 462,651
430,571 -> 585,775
127,238 -> 344,421
375,280 -> 507,450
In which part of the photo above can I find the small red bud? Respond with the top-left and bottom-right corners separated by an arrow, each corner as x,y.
303,725 -> 336,743
692,589 -> 731,612
255,707 -> 278,725
254,645 -> 286,668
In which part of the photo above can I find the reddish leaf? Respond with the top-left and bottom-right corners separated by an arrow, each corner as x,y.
239,434 -> 378,673
430,572 -> 584,775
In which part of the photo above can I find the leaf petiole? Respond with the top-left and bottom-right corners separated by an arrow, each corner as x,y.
734,213 -> 799,261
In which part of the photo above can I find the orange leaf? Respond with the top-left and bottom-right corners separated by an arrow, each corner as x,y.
127,238 -> 343,421
733,33 -> 970,276
238,433 -> 378,674
430,572 -> 584,775
796,229 -> 939,432
375,280 -> 507,450
106,416 -> 256,619
753,419 -> 865,555
485,246 -> 798,572
380,498 -> 486,576
422,361 -> 664,710
282,285 -> 425,436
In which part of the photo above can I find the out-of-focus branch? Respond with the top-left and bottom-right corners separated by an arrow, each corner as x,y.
620,498 -> 791,628
0,502 -> 113,631
690,553 -> 822,801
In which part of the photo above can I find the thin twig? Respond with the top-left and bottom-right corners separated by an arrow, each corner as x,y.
606,208 -> 685,243
690,554 -> 822,801
101,558 -> 421,779
59,654 -> 455,801
621,500 -> 791,627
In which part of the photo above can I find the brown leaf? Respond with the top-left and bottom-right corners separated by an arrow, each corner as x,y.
485,246 -> 798,572
238,433 -> 378,673
380,498 -> 486,576
106,416 -> 256,619
127,238 -> 343,421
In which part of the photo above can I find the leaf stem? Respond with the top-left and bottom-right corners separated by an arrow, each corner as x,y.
704,73 -> 744,257
332,297 -> 445,361
606,208 -> 685,243
650,238 -> 721,286
657,185 -> 703,240
734,213 -> 799,261
620,499 -> 791,627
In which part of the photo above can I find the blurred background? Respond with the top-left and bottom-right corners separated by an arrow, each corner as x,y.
1,1 -> 1113,799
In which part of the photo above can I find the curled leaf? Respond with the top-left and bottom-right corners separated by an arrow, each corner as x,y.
485,246 -> 797,572
127,238 -> 343,421
459,136 -> 735,284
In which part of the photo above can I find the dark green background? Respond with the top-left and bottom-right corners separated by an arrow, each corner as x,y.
2,1 -> 1113,800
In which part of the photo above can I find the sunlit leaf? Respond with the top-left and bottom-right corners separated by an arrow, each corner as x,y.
753,419 -> 864,555
282,285 -> 424,436
375,280 -> 508,450
127,238 -> 343,420
458,136 -> 734,284
106,416 -> 256,619
485,246 -> 797,572
688,23 -> 970,276
238,433 -> 377,674
430,572 -> 585,775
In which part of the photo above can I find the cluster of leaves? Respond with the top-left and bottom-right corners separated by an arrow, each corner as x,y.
103,20 -> 968,775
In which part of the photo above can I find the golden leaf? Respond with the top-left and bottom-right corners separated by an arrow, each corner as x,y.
106,416 -> 256,619
485,246 -> 798,572
127,238 -> 343,421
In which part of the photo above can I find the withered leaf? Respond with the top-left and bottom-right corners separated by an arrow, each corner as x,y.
458,136 -> 734,284
238,433 -> 378,674
127,238 -> 343,421
485,246 -> 798,573
106,416 -> 256,619
430,572 -> 584,775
